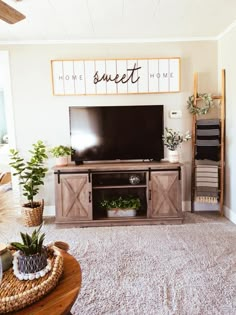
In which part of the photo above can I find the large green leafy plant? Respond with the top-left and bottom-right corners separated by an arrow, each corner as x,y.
9,140 -> 48,208
10,223 -> 45,256
100,195 -> 141,210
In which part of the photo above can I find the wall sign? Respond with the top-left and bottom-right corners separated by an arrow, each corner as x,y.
51,57 -> 180,96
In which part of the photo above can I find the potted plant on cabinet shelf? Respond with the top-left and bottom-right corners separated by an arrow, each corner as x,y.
49,145 -> 73,166
10,223 -> 49,280
162,127 -> 191,163
99,195 -> 141,218
9,140 -> 48,227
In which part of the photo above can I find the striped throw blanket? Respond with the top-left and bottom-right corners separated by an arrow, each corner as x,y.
195,164 -> 219,203
195,119 -> 220,161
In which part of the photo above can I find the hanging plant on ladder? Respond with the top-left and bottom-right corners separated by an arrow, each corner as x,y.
187,93 -> 213,115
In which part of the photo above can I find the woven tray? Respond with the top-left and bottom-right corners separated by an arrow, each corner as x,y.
0,247 -> 64,314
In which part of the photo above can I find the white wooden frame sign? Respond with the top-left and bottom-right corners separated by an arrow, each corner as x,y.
51,57 -> 180,95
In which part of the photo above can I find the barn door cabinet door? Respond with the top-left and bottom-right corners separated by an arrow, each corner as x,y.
55,173 -> 92,223
149,171 -> 182,218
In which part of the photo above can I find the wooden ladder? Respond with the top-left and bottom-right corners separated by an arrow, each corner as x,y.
191,69 -> 225,215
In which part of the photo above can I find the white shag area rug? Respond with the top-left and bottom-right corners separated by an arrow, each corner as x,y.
0,212 -> 236,315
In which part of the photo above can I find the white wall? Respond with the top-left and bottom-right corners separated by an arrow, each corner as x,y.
218,27 -> 236,223
0,51 -> 15,172
0,41 -> 218,211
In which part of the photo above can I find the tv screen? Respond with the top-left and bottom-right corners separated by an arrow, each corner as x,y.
69,105 -> 164,163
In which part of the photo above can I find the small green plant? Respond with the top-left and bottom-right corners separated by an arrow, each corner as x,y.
100,195 -> 141,210
10,223 -> 45,256
162,127 -> 191,151
9,140 -> 48,208
49,145 -> 72,158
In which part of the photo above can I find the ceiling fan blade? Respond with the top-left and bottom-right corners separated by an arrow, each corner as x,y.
0,0 -> 25,24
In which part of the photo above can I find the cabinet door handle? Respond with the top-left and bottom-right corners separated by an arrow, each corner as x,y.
178,166 -> 181,180
89,191 -> 92,203
57,170 -> 61,184
149,189 -> 152,200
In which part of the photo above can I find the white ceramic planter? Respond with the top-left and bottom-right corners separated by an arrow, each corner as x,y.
56,156 -> 68,166
107,209 -> 137,218
168,150 -> 179,163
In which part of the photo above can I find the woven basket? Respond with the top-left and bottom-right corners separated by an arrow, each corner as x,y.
21,199 -> 44,227
0,247 -> 63,314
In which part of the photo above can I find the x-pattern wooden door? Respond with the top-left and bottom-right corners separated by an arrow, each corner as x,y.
57,174 -> 92,221
149,171 -> 181,217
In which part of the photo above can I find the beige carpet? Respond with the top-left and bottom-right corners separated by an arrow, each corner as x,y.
0,212 -> 236,315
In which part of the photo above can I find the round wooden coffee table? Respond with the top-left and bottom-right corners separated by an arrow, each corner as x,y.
14,250 -> 82,315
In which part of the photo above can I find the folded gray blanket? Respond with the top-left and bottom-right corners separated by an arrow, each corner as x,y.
195,164 -> 219,203
196,139 -> 220,146
196,119 -> 220,125
196,129 -> 220,136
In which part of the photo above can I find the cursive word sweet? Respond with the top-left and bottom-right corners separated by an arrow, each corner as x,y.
94,63 -> 141,85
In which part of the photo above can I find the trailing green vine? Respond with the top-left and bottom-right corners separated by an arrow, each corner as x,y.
187,93 -> 213,115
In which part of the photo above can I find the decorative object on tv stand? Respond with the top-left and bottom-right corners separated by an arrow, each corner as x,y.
100,195 -> 141,218
163,127 -> 191,163
9,140 -> 48,227
10,223 -> 50,280
129,174 -> 141,185
187,93 -> 213,115
49,145 -> 73,166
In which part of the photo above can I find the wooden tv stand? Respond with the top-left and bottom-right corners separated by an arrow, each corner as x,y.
54,161 -> 183,226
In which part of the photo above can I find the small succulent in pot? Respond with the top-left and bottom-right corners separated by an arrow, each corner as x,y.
10,223 -> 48,275
11,223 -> 45,256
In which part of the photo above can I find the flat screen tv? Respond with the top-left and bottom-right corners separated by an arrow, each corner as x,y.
69,105 -> 164,164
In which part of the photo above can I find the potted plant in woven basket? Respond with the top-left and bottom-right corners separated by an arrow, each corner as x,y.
9,140 -> 48,227
10,224 -> 49,280
49,145 -> 73,166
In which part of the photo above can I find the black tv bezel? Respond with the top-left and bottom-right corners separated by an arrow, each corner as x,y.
69,105 -> 164,164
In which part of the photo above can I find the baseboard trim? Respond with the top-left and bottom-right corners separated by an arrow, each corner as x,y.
43,203 -> 236,225
182,201 -> 191,212
44,205 -> 55,216
46,203 -> 191,217
223,206 -> 236,224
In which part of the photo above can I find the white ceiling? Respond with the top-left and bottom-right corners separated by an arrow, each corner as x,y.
1,0 -> 236,43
